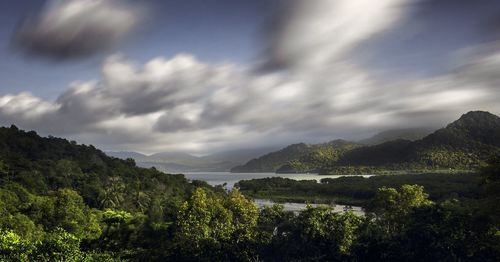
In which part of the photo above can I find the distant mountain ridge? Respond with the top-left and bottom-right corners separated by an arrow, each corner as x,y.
107,147 -> 279,172
106,151 -> 148,161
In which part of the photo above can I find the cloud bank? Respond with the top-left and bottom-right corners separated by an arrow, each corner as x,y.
1,0 -> 499,153
14,0 -> 143,60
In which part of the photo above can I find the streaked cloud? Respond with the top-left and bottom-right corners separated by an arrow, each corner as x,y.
262,0 -> 408,70
13,0 -> 143,60
0,0 -> 499,153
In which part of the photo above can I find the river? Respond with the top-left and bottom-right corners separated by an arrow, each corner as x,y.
183,172 -> 369,213
183,172 -> 372,189
254,199 -> 364,215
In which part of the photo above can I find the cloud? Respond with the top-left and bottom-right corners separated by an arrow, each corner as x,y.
1,47 -> 499,153
262,0 -> 408,70
1,0 -> 499,154
13,0 -> 143,60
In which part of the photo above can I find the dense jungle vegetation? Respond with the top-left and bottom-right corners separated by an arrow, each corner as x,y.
0,125 -> 499,261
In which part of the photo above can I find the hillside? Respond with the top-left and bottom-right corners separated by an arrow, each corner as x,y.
231,140 -> 360,173
0,125 -> 202,210
321,111 -> 500,174
359,127 -> 435,145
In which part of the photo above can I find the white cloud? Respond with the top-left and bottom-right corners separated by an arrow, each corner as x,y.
1,0 -> 499,154
14,0 -> 143,59
264,0 -> 408,69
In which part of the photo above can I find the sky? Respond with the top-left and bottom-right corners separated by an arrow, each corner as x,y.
0,0 -> 499,154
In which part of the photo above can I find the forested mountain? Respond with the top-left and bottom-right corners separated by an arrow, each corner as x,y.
231,140 -> 360,173
232,111 -> 500,174
321,111 -> 500,174
358,127 -> 435,145
0,125 -> 204,210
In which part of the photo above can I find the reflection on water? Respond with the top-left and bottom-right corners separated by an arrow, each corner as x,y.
183,172 -> 373,189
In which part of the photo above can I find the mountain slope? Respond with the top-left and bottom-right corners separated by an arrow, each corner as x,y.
0,125 -> 197,210
231,140 -> 360,173
359,128 -> 435,145
322,111 -> 500,173
231,143 -> 312,173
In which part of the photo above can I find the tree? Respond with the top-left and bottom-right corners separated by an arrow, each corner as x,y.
0,230 -> 33,261
480,155 -> 500,224
226,189 -> 258,243
367,184 -> 433,235
33,228 -> 83,262
272,205 -> 363,261
174,188 -> 233,259
225,189 -> 259,260
99,177 -> 125,209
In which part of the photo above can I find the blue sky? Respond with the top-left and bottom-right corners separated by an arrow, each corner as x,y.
0,0 -> 273,99
0,0 -> 499,153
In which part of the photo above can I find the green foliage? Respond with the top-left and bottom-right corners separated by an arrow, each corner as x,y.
237,173 -> 481,206
366,185 -> 433,235
231,143 -> 315,172
174,188 -> 259,260
479,155 -> 500,225
32,228 -> 83,262
0,230 -> 33,262
295,207 -> 362,257
0,124 -> 498,261
322,111 -> 500,173
232,140 -> 360,173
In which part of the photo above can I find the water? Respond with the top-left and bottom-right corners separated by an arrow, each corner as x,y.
254,199 -> 364,215
183,172 -> 373,189
183,172 -> 368,214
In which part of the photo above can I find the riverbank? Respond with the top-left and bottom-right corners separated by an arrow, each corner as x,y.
183,171 -> 372,189
237,172 -> 481,206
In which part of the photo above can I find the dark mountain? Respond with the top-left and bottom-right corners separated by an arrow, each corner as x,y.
322,111 -> 500,173
231,140 -> 360,173
148,152 -> 200,162
359,127 -> 435,145
106,151 -> 148,161
201,147 -> 279,164
0,125 -> 198,210
231,143 -> 312,173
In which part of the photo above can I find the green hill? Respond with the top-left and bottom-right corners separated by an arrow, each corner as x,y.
321,111 -> 500,174
231,140 -> 360,173
0,125 -> 203,210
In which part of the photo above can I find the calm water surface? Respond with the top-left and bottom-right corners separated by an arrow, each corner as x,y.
184,172 -> 370,213
184,172 -> 372,189
254,199 -> 364,215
